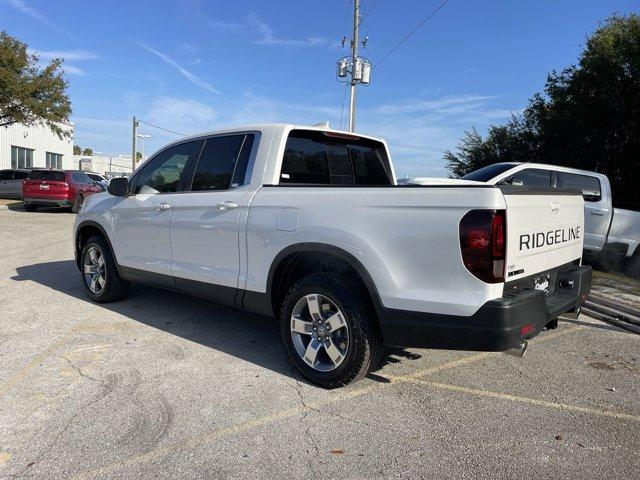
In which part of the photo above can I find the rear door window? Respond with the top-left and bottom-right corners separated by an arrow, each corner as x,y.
28,171 -> 66,181
72,172 -> 92,184
189,134 -> 253,191
280,130 -> 391,186
0,170 -> 13,180
557,172 -> 601,202
501,168 -> 552,188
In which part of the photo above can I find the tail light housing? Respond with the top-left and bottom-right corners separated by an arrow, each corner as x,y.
459,209 -> 506,283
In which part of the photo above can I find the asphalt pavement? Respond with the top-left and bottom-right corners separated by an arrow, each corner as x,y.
1,199 -> 639,479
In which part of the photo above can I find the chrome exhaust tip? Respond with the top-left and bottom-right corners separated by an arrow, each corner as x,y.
504,341 -> 528,358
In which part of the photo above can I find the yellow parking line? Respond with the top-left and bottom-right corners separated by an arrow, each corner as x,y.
74,325 -> 587,479
0,330 -> 76,397
394,377 -> 640,423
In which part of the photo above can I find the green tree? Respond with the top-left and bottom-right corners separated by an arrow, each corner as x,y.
82,147 -> 93,155
445,14 -> 640,209
0,31 -> 72,138
73,145 -> 82,155
136,151 -> 142,160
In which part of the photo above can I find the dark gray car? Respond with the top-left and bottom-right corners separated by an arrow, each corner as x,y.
0,169 -> 31,199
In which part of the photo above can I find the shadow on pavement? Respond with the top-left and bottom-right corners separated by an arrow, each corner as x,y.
11,260 -> 420,385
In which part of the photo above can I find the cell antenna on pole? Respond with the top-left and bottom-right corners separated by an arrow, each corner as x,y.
336,0 -> 371,132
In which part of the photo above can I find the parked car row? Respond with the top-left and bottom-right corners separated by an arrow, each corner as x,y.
0,168 -> 105,213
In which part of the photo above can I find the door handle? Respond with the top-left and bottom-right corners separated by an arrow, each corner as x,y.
156,203 -> 171,211
590,210 -> 605,216
217,201 -> 238,210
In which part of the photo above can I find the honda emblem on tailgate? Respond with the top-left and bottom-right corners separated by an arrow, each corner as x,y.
550,201 -> 560,217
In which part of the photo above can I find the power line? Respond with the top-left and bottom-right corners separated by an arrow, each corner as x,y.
138,119 -> 187,137
373,0 -> 451,69
362,0 -> 380,19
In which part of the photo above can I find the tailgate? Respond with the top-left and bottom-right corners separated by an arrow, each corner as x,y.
502,189 -> 584,282
24,172 -> 68,199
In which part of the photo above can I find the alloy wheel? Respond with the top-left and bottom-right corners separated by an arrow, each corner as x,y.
290,293 -> 349,372
83,246 -> 106,294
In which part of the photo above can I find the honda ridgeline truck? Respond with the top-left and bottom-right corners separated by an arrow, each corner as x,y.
73,124 -> 592,388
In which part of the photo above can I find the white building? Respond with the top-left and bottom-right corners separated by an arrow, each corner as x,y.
73,154 -> 133,177
0,121 -> 74,170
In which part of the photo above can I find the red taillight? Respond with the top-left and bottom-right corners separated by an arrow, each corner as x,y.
459,209 -> 506,283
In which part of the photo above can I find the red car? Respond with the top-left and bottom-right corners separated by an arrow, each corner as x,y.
22,170 -> 103,213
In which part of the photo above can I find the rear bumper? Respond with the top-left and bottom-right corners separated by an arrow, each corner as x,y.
23,197 -> 71,207
378,264 -> 592,351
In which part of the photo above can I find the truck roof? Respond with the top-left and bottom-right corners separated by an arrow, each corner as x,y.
167,123 -> 386,147
490,162 -> 608,178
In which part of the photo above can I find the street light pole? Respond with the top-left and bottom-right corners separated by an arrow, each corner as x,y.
137,134 -> 151,162
131,116 -> 138,172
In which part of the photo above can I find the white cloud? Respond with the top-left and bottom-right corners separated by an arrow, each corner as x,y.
3,0 -> 74,37
146,97 -> 217,135
31,49 -> 99,62
374,95 -> 498,115
61,65 -> 86,76
135,42 -> 221,94
210,14 -> 329,47
72,92 -> 518,178
28,49 -> 99,76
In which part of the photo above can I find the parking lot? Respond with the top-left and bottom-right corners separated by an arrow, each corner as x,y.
0,199 -> 639,479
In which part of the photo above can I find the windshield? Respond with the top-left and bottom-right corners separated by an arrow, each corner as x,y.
462,163 -> 516,182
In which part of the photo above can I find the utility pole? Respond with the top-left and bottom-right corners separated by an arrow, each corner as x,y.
131,116 -> 138,172
336,0 -> 371,132
348,0 -> 360,132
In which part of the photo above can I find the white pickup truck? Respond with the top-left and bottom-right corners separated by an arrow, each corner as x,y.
74,124 -> 591,387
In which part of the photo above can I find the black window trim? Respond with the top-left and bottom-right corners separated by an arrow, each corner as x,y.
128,131 -> 261,196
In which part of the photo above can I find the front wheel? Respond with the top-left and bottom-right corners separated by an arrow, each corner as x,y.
280,273 -> 381,388
80,235 -> 129,303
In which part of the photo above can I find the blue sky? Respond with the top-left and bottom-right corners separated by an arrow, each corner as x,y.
2,0 -> 637,176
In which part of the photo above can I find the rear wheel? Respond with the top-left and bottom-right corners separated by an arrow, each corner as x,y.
81,235 -> 129,303
625,252 -> 640,280
280,273 -> 381,388
72,194 -> 84,214
24,203 -> 37,212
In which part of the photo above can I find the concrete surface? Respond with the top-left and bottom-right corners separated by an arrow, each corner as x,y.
0,201 -> 639,479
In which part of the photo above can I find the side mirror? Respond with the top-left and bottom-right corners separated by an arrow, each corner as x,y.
510,177 -> 524,187
108,177 -> 129,197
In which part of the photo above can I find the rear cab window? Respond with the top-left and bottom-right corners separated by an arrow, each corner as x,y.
28,171 -> 66,181
279,130 -> 392,186
0,170 -> 13,180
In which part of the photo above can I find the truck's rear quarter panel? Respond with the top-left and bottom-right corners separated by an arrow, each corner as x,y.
245,185 -> 507,317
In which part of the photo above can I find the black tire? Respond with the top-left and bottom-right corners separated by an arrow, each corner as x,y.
23,203 -> 37,212
280,273 -> 382,388
625,252 -> 640,280
72,194 -> 84,214
80,235 -> 129,303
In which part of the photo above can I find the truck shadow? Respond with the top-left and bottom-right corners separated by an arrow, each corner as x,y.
11,260 -> 420,386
